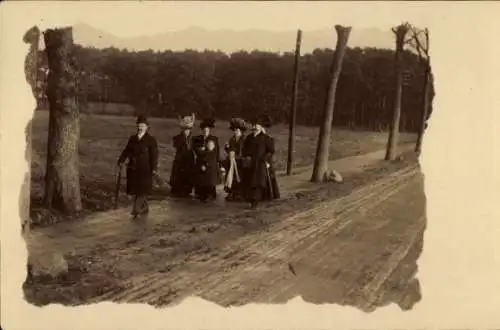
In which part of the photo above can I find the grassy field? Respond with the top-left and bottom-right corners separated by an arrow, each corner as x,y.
30,110 -> 417,219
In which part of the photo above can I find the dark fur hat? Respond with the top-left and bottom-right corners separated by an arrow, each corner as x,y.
200,118 -> 216,129
229,118 -> 247,131
136,115 -> 149,125
250,113 -> 273,128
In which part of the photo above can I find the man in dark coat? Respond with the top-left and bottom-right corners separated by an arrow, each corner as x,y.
170,114 -> 196,198
117,115 -> 159,217
242,114 -> 280,209
193,118 -> 221,200
223,118 -> 247,201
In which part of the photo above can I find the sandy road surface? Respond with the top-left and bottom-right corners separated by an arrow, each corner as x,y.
83,163 -> 424,310
24,144 -> 424,310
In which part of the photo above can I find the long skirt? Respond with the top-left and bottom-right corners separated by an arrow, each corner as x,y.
170,158 -> 195,197
245,168 -> 280,203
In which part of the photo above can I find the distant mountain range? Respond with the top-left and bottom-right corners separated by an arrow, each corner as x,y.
63,23 -> 395,54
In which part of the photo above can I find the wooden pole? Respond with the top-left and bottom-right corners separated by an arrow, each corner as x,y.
286,29 -> 302,176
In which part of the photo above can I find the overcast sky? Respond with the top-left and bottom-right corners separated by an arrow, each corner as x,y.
26,1 -> 439,38
71,2 -> 400,37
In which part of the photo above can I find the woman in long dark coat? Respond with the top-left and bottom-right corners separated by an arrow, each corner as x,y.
117,116 -> 159,217
170,114 -> 196,198
223,118 -> 247,201
193,118 -> 221,200
242,114 -> 280,209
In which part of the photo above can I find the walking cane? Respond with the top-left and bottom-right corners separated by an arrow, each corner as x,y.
265,163 -> 274,199
114,165 -> 123,209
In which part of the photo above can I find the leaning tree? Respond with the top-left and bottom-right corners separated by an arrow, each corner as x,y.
385,22 -> 411,161
311,25 -> 352,183
407,26 -> 431,155
43,27 -> 82,215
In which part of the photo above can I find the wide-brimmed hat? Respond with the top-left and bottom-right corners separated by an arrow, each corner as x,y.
250,114 -> 273,128
179,113 -> 195,129
136,115 -> 149,125
229,118 -> 247,131
200,118 -> 216,129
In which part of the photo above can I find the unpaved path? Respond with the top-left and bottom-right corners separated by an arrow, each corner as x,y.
87,163 -> 424,310
24,143 -> 424,310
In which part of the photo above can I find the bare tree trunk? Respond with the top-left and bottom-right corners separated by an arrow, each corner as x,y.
311,25 -> 351,183
43,27 -> 82,215
415,65 -> 431,153
360,102 -> 365,129
286,29 -> 302,176
415,27 -> 431,155
385,23 -> 409,161
21,26 -> 41,232
101,75 -> 106,113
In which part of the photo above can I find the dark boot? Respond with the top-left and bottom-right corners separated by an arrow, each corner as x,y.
133,195 -> 149,217
209,186 -> 217,200
140,199 -> 149,215
249,200 -> 258,210
131,195 -> 139,218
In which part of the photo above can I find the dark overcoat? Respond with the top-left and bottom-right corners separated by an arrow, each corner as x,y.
225,135 -> 245,158
170,132 -> 196,195
242,132 -> 280,200
196,149 -> 220,187
118,132 -> 159,196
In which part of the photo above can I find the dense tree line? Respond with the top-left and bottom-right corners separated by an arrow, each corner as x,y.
35,44 -> 434,132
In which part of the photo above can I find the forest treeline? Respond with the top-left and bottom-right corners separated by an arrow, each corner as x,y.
35,44 -> 434,132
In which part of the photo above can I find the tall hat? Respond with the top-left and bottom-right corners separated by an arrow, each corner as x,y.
179,113 -> 195,129
229,118 -> 247,131
200,118 -> 216,129
136,115 -> 149,125
250,113 -> 273,128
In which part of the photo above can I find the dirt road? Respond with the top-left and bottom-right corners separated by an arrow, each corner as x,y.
24,145 -> 425,310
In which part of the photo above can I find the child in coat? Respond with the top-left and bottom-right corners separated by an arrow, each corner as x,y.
196,139 -> 220,202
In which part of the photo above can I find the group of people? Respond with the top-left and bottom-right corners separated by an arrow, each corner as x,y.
117,114 -> 281,218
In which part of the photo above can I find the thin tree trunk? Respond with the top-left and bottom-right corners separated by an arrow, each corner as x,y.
385,24 -> 409,161
21,26 -> 41,231
286,29 -> 302,176
415,61 -> 431,154
401,111 -> 406,133
43,27 -> 82,215
311,25 -> 351,183
361,101 -> 366,129
101,76 -> 106,112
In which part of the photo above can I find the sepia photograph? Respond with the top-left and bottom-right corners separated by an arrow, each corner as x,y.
18,16 -> 434,311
